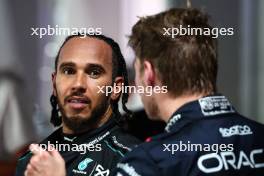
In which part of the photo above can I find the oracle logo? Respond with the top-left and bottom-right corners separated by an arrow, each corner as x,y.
197,149 -> 264,173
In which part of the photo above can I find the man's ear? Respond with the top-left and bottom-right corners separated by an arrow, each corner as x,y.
143,60 -> 155,86
52,72 -> 57,96
111,76 -> 124,101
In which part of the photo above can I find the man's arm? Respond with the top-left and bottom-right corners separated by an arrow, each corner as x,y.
15,151 -> 32,176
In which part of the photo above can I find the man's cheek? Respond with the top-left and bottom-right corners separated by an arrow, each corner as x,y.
56,82 -> 70,98
55,88 -> 66,106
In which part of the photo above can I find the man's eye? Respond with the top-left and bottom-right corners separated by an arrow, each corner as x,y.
62,67 -> 75,75
89,69 -> 101,78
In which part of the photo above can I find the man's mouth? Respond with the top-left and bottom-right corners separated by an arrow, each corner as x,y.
66,96 -> 90,109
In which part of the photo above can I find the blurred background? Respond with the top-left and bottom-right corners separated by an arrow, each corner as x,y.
0,0 -> 264,174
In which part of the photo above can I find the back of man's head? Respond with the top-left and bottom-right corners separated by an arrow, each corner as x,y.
129,8 -> 218,97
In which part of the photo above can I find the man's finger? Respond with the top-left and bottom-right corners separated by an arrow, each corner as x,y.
48,144 -> 62,158
29,144 -> 44,155
24,169 -> 28,176
30,154 -> 48,167
26,163 -> 40,176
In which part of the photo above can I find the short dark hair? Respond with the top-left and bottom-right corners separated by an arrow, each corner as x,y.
129,8 -> 218,97
50,34 -> 131,126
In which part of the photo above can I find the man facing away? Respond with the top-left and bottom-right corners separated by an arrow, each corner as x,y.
16,34 -> 140,176
113,8 -> 264,176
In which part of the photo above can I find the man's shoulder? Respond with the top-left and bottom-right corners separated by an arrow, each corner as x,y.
125,112 -> 264,156
152,113 -> 264,154
194,113 -> 264,139
112,127 -> 141,144
104,126 -> 141,154
117,133 -> 167,163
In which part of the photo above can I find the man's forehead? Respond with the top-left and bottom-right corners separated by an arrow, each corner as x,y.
61,37 -> 112,56
58,37 -> 113,66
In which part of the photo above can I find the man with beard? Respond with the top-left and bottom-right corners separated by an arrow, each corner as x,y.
113,8 -> 264,176
15,34 -> 140,176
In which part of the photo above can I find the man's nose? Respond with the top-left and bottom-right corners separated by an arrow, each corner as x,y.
72,72 -> 87,92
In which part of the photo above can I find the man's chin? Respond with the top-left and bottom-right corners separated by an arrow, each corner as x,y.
65,113 -> 90,120
62,115 -> 98,133
59,97 -> 110,134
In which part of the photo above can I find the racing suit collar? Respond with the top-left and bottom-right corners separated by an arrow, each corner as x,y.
165,94 -> 236,133
59,114 -> 118,144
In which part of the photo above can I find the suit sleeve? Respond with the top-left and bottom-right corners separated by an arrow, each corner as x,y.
15,152 -> 32,176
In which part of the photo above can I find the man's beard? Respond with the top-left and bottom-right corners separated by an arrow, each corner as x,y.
58,96 -> 110,134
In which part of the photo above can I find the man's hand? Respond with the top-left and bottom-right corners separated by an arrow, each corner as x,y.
24,144 -> 66,176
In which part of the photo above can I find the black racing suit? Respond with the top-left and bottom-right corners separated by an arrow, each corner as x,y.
113,95 -> 264,176
16,116 -> 140,176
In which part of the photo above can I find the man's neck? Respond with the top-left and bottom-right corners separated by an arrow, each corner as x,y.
158,93 -> 205,123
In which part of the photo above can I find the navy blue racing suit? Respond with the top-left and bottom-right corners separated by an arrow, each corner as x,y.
112,95 -> 264,176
